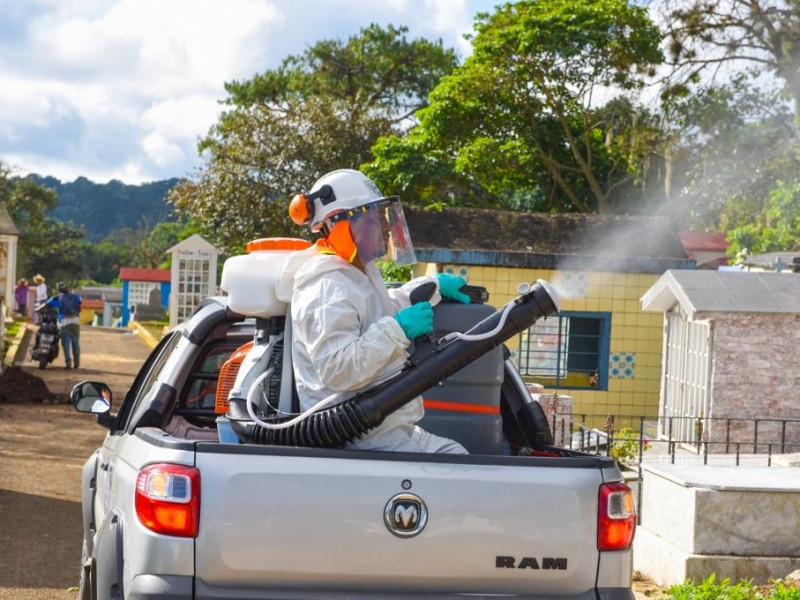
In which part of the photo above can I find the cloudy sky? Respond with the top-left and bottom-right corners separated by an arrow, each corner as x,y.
0,0 -> 504,185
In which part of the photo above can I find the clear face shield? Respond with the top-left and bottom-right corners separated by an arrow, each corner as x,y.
342,197 -> 417,266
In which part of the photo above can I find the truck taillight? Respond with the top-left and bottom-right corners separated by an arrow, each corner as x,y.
598,482 -> 636,551
135,464 -> 199,538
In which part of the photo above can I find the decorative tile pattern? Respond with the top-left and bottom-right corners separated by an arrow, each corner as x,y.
610,352 -> 636,378
444,266 -> 470,280
554,271 -> 588,299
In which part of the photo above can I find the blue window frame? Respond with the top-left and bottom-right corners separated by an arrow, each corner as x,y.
516,311 -> 611,390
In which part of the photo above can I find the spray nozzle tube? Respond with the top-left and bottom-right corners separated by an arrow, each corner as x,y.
437,279 -> 560,346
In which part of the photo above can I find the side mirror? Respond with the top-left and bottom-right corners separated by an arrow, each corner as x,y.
71,381 -> 112,414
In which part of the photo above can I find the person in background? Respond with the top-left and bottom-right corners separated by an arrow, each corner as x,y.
276,168 -> 471,453
14,278 -> 28,317
42,282 -> 82,370
32,274 -> 47,324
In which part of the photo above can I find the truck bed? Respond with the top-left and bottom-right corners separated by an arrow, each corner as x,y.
192,442 -> 619,598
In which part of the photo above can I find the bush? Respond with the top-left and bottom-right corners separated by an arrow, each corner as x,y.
668,574 -> 800,600
609,426 -> 650,464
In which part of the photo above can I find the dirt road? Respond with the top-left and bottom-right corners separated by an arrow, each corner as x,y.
0,325 -> 153,600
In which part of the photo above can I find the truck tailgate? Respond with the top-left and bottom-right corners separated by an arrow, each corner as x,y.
194,446 -> 604,597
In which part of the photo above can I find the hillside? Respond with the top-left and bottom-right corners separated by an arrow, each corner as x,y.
28,174 -> 181,242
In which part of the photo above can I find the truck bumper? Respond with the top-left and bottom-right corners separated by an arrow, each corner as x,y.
194,583 -> 633,599
598,588 -> 636,600
127,574 -> 193,599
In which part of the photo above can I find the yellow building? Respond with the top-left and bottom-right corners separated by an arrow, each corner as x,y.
406,207 -> 695,428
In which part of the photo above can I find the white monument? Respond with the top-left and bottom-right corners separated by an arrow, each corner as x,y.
0,204 -> 19,315
167,234 -> 219,328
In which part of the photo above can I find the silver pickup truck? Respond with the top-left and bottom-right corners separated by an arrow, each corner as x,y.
72,242 -> 636,600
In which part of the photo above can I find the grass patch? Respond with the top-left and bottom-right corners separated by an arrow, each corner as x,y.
138,320 -> 168,342
5,320 -> 20,338
641,573 -> 800,599
2,318 -> 24,364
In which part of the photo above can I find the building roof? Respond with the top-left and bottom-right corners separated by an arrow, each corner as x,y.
405,206 -> 693,273
119,268 -> 171,283
641,269 -> 800,319
78,286 -> 123,302
742,251 -> 800,272
166,233 -> 218,254
677,231 -> 730,269
678,231 -> 728,252
81,298 -> 104,310
0,204 -> 19,236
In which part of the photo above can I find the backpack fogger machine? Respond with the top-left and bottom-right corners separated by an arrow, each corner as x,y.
219,238 -> 561,448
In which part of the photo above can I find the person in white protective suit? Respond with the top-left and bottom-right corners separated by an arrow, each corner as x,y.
275,169 -> 472,453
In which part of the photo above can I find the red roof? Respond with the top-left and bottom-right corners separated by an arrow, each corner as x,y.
119,268 -> 171,283
678,231 -> 729,252
81,298 -> 104,309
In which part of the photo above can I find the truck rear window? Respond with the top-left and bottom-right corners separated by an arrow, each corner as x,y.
180,343 -> 238,412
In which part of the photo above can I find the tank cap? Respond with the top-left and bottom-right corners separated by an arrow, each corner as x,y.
246,237 -> 312,253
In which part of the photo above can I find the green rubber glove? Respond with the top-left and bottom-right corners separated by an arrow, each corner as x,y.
394,301 -> 434,339
436,273 -> 470,304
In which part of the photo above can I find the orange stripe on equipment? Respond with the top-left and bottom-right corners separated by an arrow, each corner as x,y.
423,399 -> 500,415
247,238 -> 312,253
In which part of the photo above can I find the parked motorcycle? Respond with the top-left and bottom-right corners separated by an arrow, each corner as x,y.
31,306 -> 59,369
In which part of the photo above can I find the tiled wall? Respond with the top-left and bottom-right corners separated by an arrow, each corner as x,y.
426,263 -> 663,427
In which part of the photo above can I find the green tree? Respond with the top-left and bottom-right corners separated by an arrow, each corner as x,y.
656,75 -> 798,230
119,221 -> 192,270
144,221 -> 196,268
84,238 -> 127,285
366,0 -> 663,214
168,24 -> 457,253
662,0 -> 800,115
0,161 -> 86,286
2,167 -> 58,229
96,219 -> 199,276
726,180 -> 800,259
20,219 -> 88,290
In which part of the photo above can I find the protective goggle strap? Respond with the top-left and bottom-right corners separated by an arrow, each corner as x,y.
326,196 -> 400,226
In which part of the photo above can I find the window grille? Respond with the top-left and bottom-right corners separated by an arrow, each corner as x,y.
177,258 -> 211,323
661,311 -> 711,449
128,282 -> 159,308
517,312 -> 610,390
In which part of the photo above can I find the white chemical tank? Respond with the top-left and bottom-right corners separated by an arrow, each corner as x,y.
220,237 -> 311,318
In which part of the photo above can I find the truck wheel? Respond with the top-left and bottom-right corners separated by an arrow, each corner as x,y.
38,355 -> 48,369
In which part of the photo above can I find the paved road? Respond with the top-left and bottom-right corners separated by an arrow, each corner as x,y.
0,325 -> 152,600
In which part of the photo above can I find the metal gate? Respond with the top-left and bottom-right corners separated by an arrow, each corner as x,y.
659,311 -> 711,450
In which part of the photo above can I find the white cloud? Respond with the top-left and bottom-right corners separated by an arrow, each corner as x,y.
0,0 -> 503,184
142,95 -> 222,142
142,132 -> 185,168
420,0 -> 475,56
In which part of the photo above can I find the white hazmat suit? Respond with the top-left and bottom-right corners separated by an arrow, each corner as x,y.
276,247 -> 467,453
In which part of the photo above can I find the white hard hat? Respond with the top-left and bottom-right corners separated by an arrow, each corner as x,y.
290,169 -> 386,232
